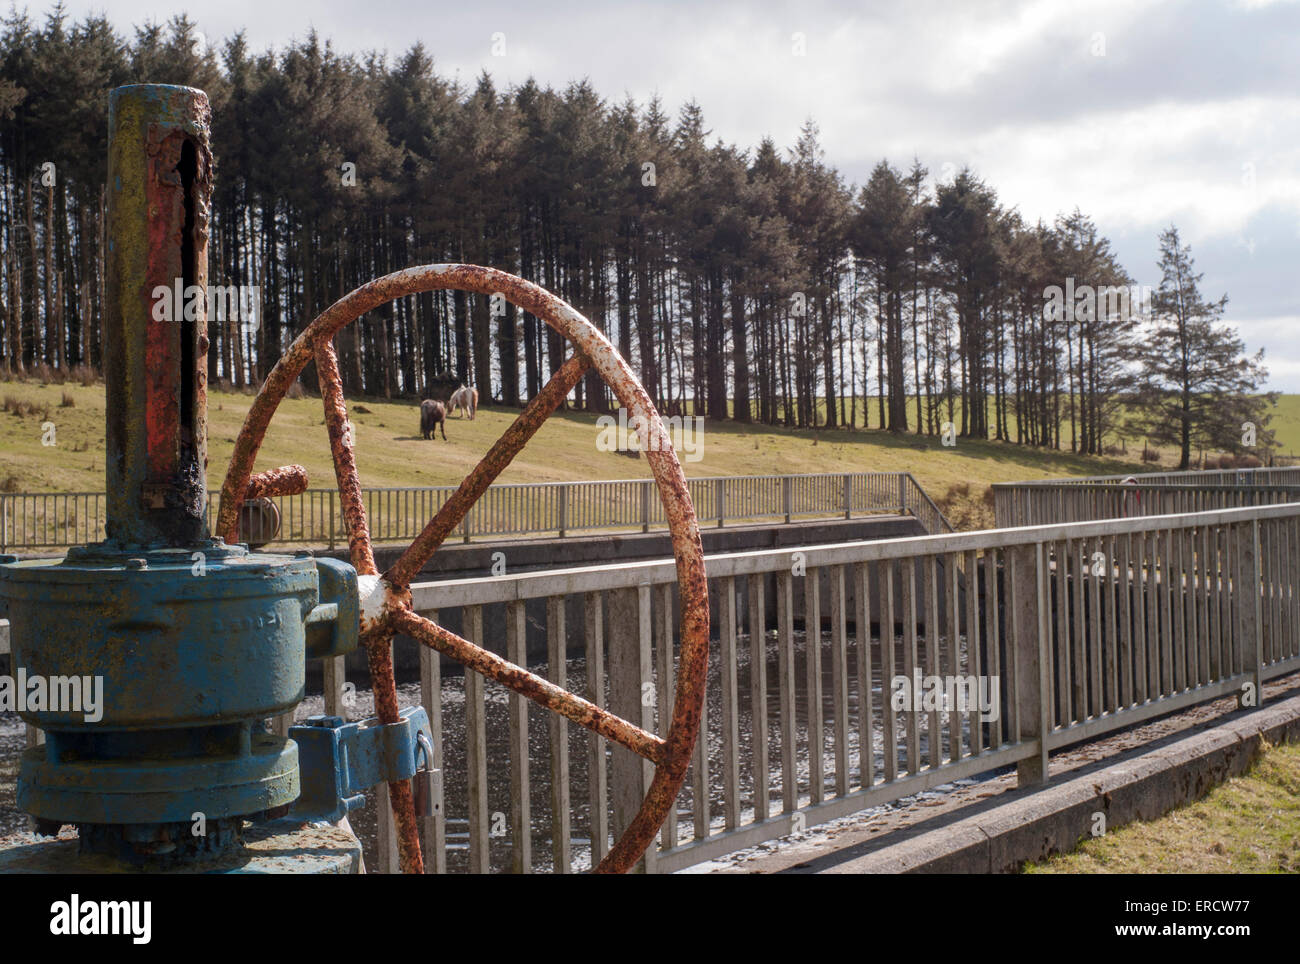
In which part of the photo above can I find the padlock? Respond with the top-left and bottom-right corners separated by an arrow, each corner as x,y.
412,731 -> 439,818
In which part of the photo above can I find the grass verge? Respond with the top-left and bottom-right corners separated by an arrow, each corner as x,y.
1025,740 -> 1300,873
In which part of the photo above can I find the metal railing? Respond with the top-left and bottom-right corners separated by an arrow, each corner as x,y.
7,499 -> 1298,872
993,467 -> 1300,528
0,472 -> 951,552
353,499 -> 1299,872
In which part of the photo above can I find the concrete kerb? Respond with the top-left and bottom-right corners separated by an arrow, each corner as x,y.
786,692 -> 1300,874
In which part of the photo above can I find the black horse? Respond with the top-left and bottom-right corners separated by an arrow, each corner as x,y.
420,399 -> 448,440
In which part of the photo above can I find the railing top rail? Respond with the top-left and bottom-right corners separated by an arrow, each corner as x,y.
409,499 -> 1300,608
903,472 -> 954,531
993,465 -> 1300,488
996,482 -> 1300,493
0,471 -> 921,499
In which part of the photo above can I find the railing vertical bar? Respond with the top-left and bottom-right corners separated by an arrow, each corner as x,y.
1262,518 -> 1274,667
1222,525 -> 1235,679
1291,515 -> 1300,660
1085,536 -> 1101,717
900,558 -> 919,775
829,564 -> 849,796
882,560 -> 899,781
1160,527 -> 1174,697
925,555 -> 941,767
466,605 -> 490,873
546,596 -> 571,873
506,600 -> 531,873
806,567 -> 825,802
1145,530 -> 1161,695
720,575 -> 741,830
1068,537 -> 1087,721
322,654 -> 346,719
687,583 -> 709,842
1197,524 -> 1211,686
418,612 -> 447,874
583,592 -> 609,866
965,549 -> 981,755
778,569 -> 798,810
1250,519 -> 1264,703
747,572 -> 770,820
946,552 -> 962,761
984,548 -> 1002,747
1055,540 -> 1071,724
1211,525 -> 1224,681
1185,526 -> 1200,687
1104,534 -> 1118,714
855,562 -> 875,787
1174,527 -> 1188,692
1130,532 -> 1146,701
1284,517 -> 1295,662
1271,518 -> 1283,664
655,581 -> 678,851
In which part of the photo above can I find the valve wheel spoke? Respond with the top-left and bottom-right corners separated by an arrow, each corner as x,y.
315,336 -> 423,870
218,264 -> 709,876
385,352 -> 591,589
316,337 -> 377,576
391,607 -> 666,763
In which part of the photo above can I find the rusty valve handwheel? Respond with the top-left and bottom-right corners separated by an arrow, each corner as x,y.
216,265 -> 709,875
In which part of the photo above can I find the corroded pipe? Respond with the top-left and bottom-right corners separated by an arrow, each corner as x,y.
105,85 -> 212,547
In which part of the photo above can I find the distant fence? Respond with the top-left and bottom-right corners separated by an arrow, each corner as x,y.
994,466 -> 1300,528
0,472 -> 951,552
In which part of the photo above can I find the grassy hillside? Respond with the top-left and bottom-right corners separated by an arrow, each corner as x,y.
0,375 -> 1178,530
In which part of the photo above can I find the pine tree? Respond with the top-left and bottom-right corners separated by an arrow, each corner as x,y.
1135,226 -> 1274,468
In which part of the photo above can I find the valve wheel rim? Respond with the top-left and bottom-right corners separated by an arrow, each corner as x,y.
217,264 -> 709,875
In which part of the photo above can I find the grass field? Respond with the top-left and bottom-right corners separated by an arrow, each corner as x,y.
1025,740 -> 1300,873
2,376 -> 1293,529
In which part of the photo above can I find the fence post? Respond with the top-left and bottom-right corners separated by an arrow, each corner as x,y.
641,480 -> 651,533
1014,542 -> 1050,786
607,584 -> 656,872
843,473 -> 852,520
716,477 -> 725,528
0,494 -> 7,553
898,474 -> 907,515
328,490 -> 336,551
782,476 -> 792,525
558,484 -> 568,538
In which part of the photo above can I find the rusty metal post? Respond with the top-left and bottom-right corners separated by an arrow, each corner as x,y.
104,85 -> 212,547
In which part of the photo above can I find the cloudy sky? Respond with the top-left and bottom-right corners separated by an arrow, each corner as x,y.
56,0 -> 1300,387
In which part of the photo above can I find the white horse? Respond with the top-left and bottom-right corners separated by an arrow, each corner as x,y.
449,384 -> 478,420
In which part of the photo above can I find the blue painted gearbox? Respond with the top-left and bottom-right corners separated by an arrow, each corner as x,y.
0,542 -> 358,829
